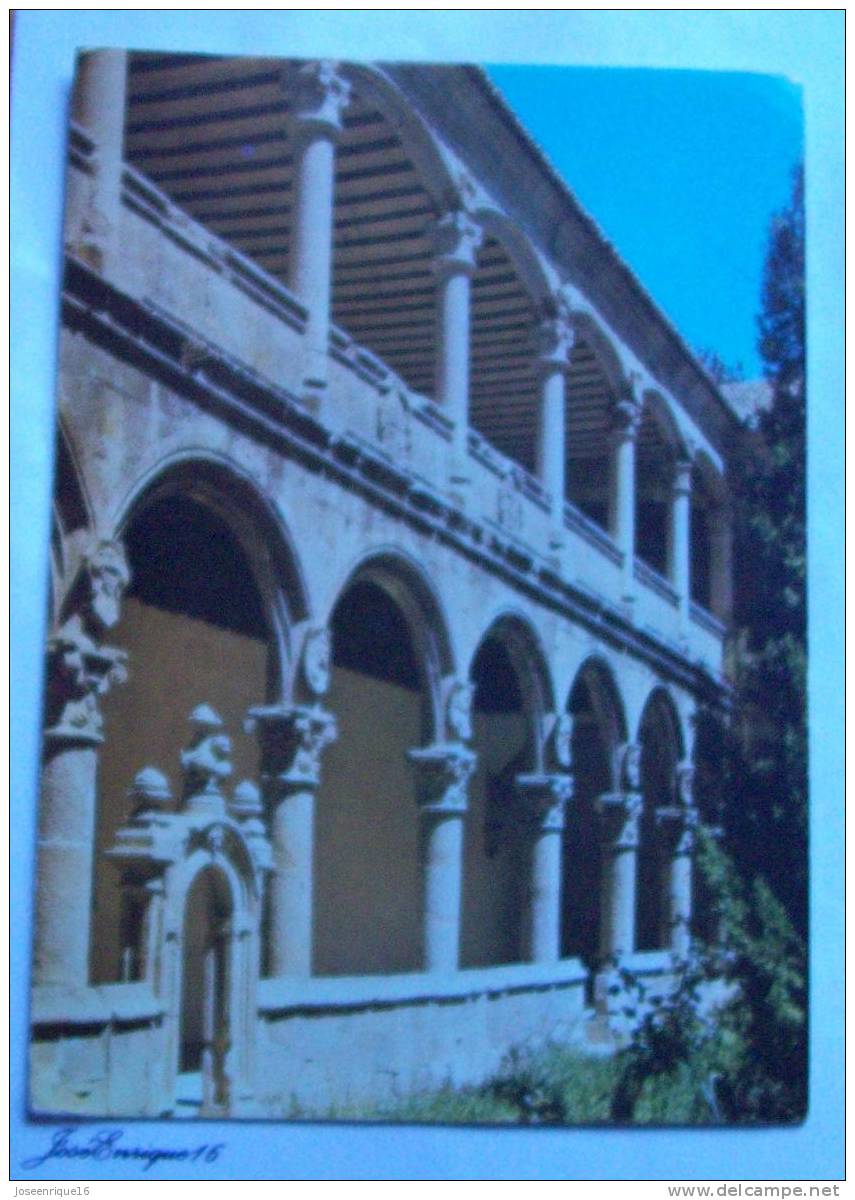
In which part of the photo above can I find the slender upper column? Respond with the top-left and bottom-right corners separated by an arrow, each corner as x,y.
246,701 -> 337,977
69,50 -> 129,276
516,771 -> 573,964
596,743 -> 643,958
534,311 -> 575,547
35,540 -> 130,987
609,392 -> 642,607
284,61 -> 351,405
655,762 -> 699,958
669,458 -> 693,634
430,212 -> 483,488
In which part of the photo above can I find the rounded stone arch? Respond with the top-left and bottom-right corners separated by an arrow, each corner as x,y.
323,545 -> 456,744
640,388 -> 690,460
568,308 -> 633,401
339,62 -> 459,210
473,207 -> 558,308
111,450 -> 311,700
465,607 -> 556,769
635,685 -> 686,951
562,653 -> 629,965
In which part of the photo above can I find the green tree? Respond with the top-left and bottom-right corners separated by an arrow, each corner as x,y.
725,165 -> 807,935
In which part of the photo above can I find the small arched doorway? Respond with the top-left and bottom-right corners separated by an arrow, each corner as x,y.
178,866 -> 233,1113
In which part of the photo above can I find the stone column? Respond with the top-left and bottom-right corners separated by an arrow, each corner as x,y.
70,49 -> 128,276
430,211 -> 483,489
35,540 -> 130,987
246,703 -> 337,977
407,743 -> 475,973
285,61 -> 351,405
596,743 -> 643,958
609,396 -> 642,606
656,763 -> 699,958
534,312 -> 575,548
516,772 -> 573,964
668,458 -> 693,634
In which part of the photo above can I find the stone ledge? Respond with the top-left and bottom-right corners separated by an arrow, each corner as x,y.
258,958 -> 590,1016
31,982 -> 165,1028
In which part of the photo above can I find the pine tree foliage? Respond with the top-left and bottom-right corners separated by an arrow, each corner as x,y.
705,165 -> 808,935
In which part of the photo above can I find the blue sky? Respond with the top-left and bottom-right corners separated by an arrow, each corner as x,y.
486,65 -> 803,379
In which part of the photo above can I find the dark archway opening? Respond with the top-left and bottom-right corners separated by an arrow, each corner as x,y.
95,493 -> 270,985
636,697 -> 680,951
313,577 -> 426,975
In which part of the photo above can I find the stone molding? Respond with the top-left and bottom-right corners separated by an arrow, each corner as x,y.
407,742 -> 475,815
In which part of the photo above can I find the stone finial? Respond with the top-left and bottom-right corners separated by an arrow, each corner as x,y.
231,779 -> 263,820
516,772 -> 574,833
127,766 -> 173,813
445,680 -> 475,743
246,703 -> 337,791
302,626 -> 332,697
597,791 -> 644,851
429,210 -> 483,278
181,705 -> 232,808
284,60 -> 351,139
231,779 -> 273,875
407,743 -> 475,815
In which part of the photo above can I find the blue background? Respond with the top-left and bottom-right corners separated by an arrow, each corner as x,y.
10,10 -> 844,1182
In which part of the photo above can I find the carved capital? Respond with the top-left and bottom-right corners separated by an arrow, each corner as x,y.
284,60 -> 351,141
656,802 -> 699,856
407,743 -> 475,816
43,627 -> 127,746
246,702 -> 337,792
429,210 -> 483,278
597,791 -> 643,851
301,626 -> 332,697
673,459 -> 693,498
181,705 -> 232,811
611,396 -> 642,441
516,772 -> 573,833
533,313 -> 575,374
72,538 -> 130,636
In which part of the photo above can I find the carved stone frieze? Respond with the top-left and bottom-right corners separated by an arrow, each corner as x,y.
497,471 -> 524,535
376,390 -> 412,464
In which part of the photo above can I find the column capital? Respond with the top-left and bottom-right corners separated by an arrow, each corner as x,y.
246,702 -> 337,791
656,802 -> 700,856
444,678 -> 475,742
407,742 -> 475,815
673,457 -> 694,496
429,210 -> 483,278
610,395 -> 642,442
516,772 -> 573,832
43,628 -> 127,746
284,60 -> 351,141
533,311 -> 575,375
597,790 -> 643,851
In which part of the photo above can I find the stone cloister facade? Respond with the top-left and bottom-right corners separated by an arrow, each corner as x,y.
31,51 -> 736,1118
